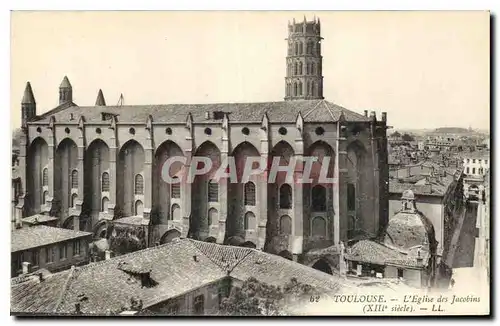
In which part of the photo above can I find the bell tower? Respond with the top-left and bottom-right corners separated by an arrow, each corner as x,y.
285,16 -> 324,101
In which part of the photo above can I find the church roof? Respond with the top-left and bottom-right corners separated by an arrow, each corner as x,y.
33,100 -> 371,124
22,82 -> 36,105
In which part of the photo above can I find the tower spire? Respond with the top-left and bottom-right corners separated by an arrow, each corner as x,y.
59,76 -> 73,105
22,82 -> 36,104
21,81 -> 36,128
95,89 -> 106,106
284,17 -> 324,101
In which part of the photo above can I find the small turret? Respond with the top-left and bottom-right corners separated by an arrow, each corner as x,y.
59,76 -> 73,105
21,82 -> 36,128
95,89 -> 106,106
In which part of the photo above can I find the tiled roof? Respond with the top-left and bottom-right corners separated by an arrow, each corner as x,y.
345,240 -> 406,266
11,226 -> 92,253
55,239 -> 227,314
189,239 -> 253,272
12,238 -> 347,315
33,100 -> 371,124
11,269 -> 72,314
22,214 -> 58,225
231,250 -> 343,293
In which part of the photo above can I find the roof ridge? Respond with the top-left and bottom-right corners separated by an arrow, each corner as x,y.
321,100 -> 337,121
301,100 -> 324,119
53,267 -> 78,313
188,239 -> 254,273
36,101 -> 77,121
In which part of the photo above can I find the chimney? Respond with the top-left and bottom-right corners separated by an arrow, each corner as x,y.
105,250 -> 112,260
381,112 -> 387,122
364,110 -> 368,117
38,272 -> 44,282
193,255 -> 198,262
22,262 -> 31,274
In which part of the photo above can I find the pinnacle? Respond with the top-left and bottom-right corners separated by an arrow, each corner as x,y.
60,76 -> 72,88
95,89 -> 106,106
21,82 -> 36,105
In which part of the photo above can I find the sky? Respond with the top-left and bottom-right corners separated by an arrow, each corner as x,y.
10,11 -> 490,130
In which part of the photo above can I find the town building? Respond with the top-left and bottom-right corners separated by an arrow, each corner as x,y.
345,190 -> 438,288
388,162 -> 464,257
11,225 -> 92,277
11,238 -> 410,315
13,17 -> 389,264
461,150 -> 490,201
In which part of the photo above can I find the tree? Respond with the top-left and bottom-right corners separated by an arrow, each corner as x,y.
391,131 -> 401,138
401,133 -> 415,141
219,277 -> 318,316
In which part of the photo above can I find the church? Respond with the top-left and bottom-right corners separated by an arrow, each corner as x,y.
13,17 -> 390,265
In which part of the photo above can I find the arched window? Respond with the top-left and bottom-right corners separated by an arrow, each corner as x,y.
208,208 -> 218,226
135,200 -> 144,216
299,42 -> 303,55
316,42 -> 321,55
298,81 -> 303,96
306,81 -> 311,95
306,63 -> 310,75
347,183 -> 356,211
293,82 -> 298,96
244,212 -> 256,230
311,63 -> 316,75
135,174 -> 144,195
312,216 -> 326,237
42,191 -> 48,205
298,62 -> 303,75
171,204 -> 181,221
294,62 -> 298,75
294,42 -> 299,55
312,185 -> 326,211
244,182 -> 256,206
71,170 -> 78,189
102,197 -> 109,212
208,180 -> 218,202
311,82 -> 316,96
279,215 -> 292,235
42,168 -> 48,187
102,172 -> 110,192
71,193 -> 78,208
171,176 -> 181,199
279,184 -> 292,209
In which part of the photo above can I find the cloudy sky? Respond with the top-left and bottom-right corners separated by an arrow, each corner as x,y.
10,11 -> 490,130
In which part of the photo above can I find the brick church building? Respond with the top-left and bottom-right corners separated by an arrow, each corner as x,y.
13,17 -> 390,266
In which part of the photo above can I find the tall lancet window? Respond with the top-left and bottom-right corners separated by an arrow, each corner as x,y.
208,180 -> 218,203
279,184 -> 292,209
135,174 -> 144,195
171,176 -> 181,199
244,182 -> 256,206
102,172 -> 110,192
42,168 -> 48,187
71,170 -> 78,189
